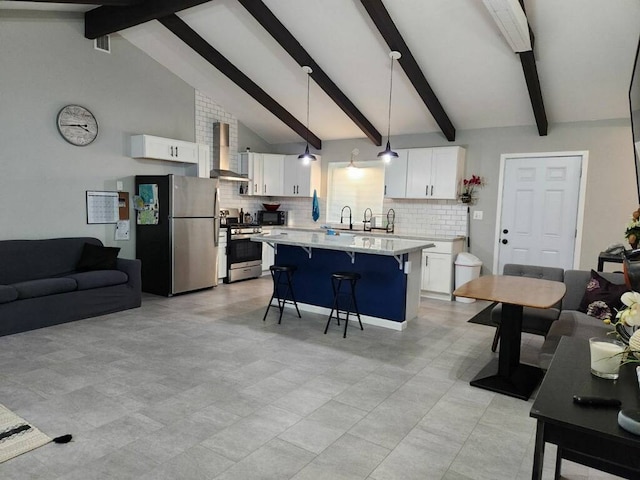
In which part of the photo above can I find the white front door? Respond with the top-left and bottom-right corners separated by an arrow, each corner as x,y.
496,154 -> 583,273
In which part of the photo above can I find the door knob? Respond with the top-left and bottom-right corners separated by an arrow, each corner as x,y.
501,239 -> 508,244
503,229 -> 509,234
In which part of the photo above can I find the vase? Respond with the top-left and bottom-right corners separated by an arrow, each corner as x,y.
460,194 -> 472,204
631,241 -> 639,250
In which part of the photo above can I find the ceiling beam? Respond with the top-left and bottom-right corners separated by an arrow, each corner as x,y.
518,0 -> 547,136
158,14 -> 321,149
84,0 -> 210,39
360,0 -> 456,141
238,0 -> 382,146
519,51 -> 547,136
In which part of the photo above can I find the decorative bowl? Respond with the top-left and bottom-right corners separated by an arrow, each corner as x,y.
262,203 -> 280,212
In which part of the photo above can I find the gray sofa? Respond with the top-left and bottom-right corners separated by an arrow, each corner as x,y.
538,270 -> 625,369
0,237 -> 141,336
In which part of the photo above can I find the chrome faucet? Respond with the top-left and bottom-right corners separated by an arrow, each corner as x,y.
340,205 -> 353,230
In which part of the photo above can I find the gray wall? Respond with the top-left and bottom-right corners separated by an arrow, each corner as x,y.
237,121 -> 274,154
0,13 -> 196,259
276,118 -> 637,272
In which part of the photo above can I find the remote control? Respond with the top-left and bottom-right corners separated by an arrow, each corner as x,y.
572,395 -> 621,407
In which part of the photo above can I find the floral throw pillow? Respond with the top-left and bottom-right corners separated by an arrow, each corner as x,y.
578,270 -> 628,320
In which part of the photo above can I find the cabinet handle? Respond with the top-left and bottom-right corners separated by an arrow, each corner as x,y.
264,184 -> 266,194
425,256 -> 429,267
293,186 -> 296,194
175,146 -> 178,156
425,186 -> 428,196
430,185 -> 433,196
384,185 -> 387,195
254,183 -> 257,193
170,146 -> 174,157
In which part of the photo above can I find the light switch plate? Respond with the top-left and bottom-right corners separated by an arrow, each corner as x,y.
473,210 -> 483,220
116,181 -> 123,191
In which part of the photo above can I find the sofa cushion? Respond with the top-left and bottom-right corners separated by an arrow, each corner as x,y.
76,243 -> 121,272
0,238 -> 103,284
0,285 -> 18,304
12,278 -> 77,299
65,270 -> 128,290
539,310 -> 611,370
578,270 -> 628,320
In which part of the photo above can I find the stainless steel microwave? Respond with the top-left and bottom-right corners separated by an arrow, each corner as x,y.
258,210 -> 287,225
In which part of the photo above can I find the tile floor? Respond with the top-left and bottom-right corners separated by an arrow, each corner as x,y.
0,277 -> 624,479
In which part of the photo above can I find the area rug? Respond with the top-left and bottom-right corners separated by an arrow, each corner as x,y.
466,302 -> 498,327
0,404 -> 71,463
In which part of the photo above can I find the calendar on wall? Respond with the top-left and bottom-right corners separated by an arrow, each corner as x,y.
86,191 -> 119,224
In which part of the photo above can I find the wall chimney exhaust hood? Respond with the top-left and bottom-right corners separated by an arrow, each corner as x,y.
210,122 -> 248,181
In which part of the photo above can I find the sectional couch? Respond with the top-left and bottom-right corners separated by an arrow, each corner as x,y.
0,237 -> 141,336
538,269 -> 625,369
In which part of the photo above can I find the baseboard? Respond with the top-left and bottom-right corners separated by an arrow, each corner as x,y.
284,302 -> 408,331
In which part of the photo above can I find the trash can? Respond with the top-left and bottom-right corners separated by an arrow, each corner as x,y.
454,252 -> 482,303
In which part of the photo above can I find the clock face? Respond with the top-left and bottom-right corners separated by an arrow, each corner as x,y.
56,105 -> 98,146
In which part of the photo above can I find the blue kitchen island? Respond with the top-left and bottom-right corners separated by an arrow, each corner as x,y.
252,231 -> 434,330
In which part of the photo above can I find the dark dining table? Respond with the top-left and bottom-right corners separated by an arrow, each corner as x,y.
530,336 -> 640,479
453,275 -> 566,400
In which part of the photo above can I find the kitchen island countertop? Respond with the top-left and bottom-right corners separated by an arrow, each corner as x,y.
251,230 -> 434,256
264,226 -> 464,243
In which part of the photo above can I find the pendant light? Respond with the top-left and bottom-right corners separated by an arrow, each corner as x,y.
347,148 -> 363,179
378,51 -> 402,163
298,65 -> 317,165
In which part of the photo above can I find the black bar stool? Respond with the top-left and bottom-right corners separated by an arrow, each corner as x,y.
263,265 -> 301,324
324,272 -> 363,338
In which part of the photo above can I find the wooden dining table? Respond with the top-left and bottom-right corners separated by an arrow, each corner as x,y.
454,275 -> 566,400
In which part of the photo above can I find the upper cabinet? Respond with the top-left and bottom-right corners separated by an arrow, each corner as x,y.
262,154 -> 284,196
131,134 -> 198,164
384,149 -> 409,198
283,154 -> 321,197
240,152 -> 321,197
385,146 -> 465,200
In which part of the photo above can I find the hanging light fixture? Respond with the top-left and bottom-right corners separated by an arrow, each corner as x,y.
347,148 -> 359,170
378,51 -> 402,163
347,148 -> 362,179
298,65 -> 317,165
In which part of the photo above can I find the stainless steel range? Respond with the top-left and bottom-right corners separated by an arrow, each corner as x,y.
225,222 -> 263,283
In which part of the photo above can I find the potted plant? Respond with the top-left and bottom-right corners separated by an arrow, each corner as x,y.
625,207 -> 640,249
460,175 -> 484,204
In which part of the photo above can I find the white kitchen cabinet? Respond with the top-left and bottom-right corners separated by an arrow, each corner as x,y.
239,152 -> 284,196
218,228 -> 227,281
384,149 -> 409,197
385,146 -> 465,200
421,238 -> 465,300
131,134 -> 198,164
197,144 -> 210,178
283,154 -> 321,197
262,154 -> 284,196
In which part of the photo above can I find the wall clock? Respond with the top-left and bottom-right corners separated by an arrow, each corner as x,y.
56,104 -> 98,146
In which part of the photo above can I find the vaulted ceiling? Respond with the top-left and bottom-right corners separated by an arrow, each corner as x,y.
3,0 -> 640,148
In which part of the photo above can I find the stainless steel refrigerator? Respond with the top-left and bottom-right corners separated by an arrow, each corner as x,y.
135,175 -> 219,296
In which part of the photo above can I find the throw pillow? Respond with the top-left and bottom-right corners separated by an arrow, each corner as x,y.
578,270 -> 628,320
76,243 -> 120,272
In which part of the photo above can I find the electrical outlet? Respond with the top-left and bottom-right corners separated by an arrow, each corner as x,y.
473,210 -> 483,220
